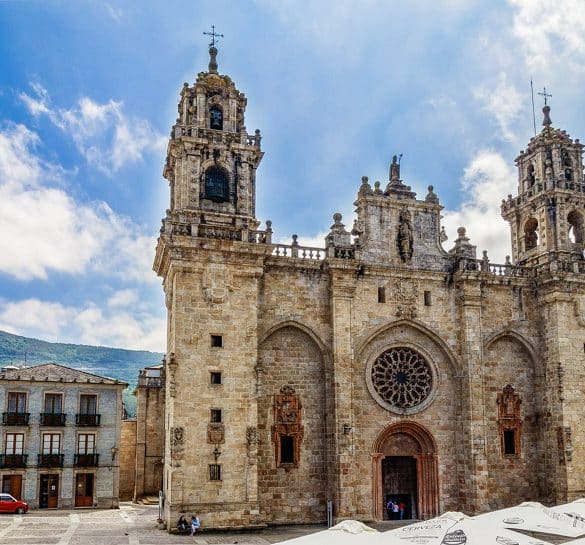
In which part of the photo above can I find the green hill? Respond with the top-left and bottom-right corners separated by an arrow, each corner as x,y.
0,330 -> 164,417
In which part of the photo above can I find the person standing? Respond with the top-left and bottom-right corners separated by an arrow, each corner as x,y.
392,500 -> 399,520
386,498 -> 394,520
398,501 -> 406,520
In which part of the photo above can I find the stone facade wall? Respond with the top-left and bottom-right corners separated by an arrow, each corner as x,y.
257,326 -> 327,523
119,419 -> 136,501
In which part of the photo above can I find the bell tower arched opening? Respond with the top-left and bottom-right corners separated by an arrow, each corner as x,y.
371,421 -> 439,521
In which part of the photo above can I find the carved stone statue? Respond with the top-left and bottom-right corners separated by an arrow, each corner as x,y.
397,209 -> 413,262
389,155 -> 400,181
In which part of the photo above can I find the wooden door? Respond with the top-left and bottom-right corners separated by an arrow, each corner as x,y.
1,475 -> 22,500
75,473 -> 93,507
40,474 -> 59,508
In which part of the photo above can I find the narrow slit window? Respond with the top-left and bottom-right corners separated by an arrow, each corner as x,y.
424,291 -> 432,306
378,287 -> 386,304
503,429 -> 516,455
210,372 -> 222,385
211,335 -> 223,348
280,436 -> 295,464
210,409 -> 222,423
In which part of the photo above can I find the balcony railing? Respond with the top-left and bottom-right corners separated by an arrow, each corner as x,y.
2,412 -> 30,426
40,413 -> 66,426
76,413 -> 101,427
74,453 -> 99,467
37,453 -> 64,467
0,454 -> 28,468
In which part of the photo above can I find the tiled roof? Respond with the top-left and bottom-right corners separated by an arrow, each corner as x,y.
0,363 -> 127,385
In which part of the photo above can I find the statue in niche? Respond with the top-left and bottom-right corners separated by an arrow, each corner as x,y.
397,208 -> 414,262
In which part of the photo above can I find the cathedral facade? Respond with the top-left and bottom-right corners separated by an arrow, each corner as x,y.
153,46 -> 585,529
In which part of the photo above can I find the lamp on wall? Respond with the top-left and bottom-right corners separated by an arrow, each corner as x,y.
111,446 -> 118,461
343,424 -> 353,435
213,445 -> 222,461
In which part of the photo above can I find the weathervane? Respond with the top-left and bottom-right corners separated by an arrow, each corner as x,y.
203,25 -> 224,48
538,86 -> 552,106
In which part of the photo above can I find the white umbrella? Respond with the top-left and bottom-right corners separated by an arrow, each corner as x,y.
550,499 -> 585,525
383,511 -> 552,545
474,502 -> 585,538
276,519 -> 383,545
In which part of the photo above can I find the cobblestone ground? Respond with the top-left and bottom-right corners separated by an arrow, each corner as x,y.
0,503 -> 415,545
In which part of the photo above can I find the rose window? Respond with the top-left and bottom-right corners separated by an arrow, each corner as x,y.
371,348 -> 433,410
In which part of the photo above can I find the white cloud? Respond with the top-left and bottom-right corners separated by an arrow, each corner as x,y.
509,0 -> 585,70
20,84 -> 165,175
442,150 -> 513,263
0,122 -> 157,282
0,298 -> 165,352
473,73 -> 524,142
107,289 -> 139,308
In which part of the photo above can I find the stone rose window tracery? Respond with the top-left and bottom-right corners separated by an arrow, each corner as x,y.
368,347 -> 435,414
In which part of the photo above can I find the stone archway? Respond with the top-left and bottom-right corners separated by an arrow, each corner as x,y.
372,421 -> 439,521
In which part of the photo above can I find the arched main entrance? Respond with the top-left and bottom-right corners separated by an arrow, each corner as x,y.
372,422 -> 439,520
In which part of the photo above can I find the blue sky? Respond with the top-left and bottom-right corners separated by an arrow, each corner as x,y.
0,0 -> 584,352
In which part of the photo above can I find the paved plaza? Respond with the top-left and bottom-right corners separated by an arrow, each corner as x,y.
0,502 -> 362,545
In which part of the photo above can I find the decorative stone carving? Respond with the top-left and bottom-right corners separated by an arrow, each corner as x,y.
246,426 -> 258,447
207,422 -> 225,444
358,175 -> 373,197
272,384 -> 304,467
397,208 -> 414,262
170,426 -> 185,465
370,348 -> 433,411
393,278 -> 418,319
497,385 -> 522,457
202,263 -> 231,304
165,353 -> 177,398
557,426 -> 573,465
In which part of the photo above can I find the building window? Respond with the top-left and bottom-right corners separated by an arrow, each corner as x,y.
44,394 -> 62,414
503,430 -> 516,455
210,409 -> 222,423
497,385 -> 522,458
7,392 -> 26,413
279,436 -> 295,464
209,105 -> 223,130
210,372 -> 222,385
424,291 -> 432,306
42,433 -> 61,454
5,433 -> 24,455
204,166 -> 229,203
272,385 -> 303,468
77,434 -> 95,455
568,211 -> 585,244
524,218 -> 538,251
79,395 -> 97,415
211,334 -> 223,348
209,464 -> 222,481
378,287 -> 386,303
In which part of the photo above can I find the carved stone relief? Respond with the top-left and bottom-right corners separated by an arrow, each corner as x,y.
393,279 -> 418,319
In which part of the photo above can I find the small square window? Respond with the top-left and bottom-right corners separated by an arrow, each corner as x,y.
210,409 -> 222,423
503,429 -> 516,455
210,372 -> 222,385
209,464 -> 221,481
378,287 -> 386,304
424,291 -> 432,306
211,335 -> 223,348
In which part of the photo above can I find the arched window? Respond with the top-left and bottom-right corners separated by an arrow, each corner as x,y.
209,105 -> 223,130
568,211 -> 585,244
204,166 -> 229,202
524,218 -> 538,251
562,151 -> 573,181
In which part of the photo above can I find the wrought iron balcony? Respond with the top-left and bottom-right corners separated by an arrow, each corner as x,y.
75,413 -> 101,427
37,453 -> 64,467
40,413 -> 66,426
0,454 -> 28,468
74,453 -> 99,467
2,412 -> 30,426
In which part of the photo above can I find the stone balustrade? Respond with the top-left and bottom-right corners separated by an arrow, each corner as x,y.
458,258 -> 527,277
272,244 -> 325,260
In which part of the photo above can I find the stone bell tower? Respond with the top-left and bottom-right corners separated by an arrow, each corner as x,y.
502,102 -> 585,265
162,41 -> 263,231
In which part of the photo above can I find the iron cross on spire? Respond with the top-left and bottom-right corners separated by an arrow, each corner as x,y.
203,25 -> 224,48
538,86 -> 552,106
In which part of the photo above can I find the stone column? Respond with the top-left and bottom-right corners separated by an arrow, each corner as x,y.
457,280 -> 490,513
328,266 -> 357,520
